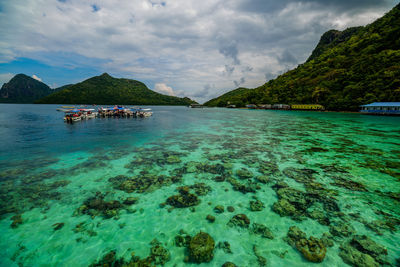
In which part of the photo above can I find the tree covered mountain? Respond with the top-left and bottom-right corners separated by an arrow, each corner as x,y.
0,74 -> 53,103
204,87 -> 250,107
204,3 -> 400,110
35,73 -> 197,105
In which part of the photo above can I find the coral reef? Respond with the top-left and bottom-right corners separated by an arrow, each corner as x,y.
166,187 -> 200,208
76,192 -> 124,219
217,241 -> 232,254
339,235 -> 389,267
253,245 -> 267,266
214,205 -> 224,213
285,226 -> 327,263
188,232 -> 215,263
90,239 -> 170,266
109,173 -> 181,194
227,214 -> 250,228
251,223 -> 274,239
206,214 -> 215,223
249,199 -> 264,211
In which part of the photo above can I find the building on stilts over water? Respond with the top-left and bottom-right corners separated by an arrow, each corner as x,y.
360,102 -> 400,115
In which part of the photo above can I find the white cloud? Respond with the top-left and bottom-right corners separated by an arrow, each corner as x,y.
32,74 -> 42,82
0,73 -> 14,86
0,0 -> 396,103
154,83 -> 175,96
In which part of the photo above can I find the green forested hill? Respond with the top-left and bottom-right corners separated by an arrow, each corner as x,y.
204,87 -> 250,107
0,74 -> 52,103
36,73 -> 197,105
205,3 -> 400,110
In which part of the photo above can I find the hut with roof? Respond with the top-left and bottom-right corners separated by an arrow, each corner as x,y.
360,102 -> 400,115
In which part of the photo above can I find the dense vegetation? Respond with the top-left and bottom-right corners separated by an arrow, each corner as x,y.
205,3 -> 400,110
204,87 -> 250,107
36,73 -> 197,105
0,74 -> 53,103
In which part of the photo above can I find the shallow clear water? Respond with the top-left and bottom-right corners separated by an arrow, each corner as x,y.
0,104 -> 399,266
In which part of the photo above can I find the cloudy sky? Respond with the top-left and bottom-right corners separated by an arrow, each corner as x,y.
0,0 -> 397,103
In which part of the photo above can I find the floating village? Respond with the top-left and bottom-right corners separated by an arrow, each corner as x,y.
59,106 -> 153,123
60,102 -> 400,123
190,102 -> 400,115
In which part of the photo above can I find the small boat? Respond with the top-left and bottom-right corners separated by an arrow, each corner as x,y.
133,108 -> 153,117
57,106 -> 76,112
64,109 -> 82,123
79,109 -> 97,119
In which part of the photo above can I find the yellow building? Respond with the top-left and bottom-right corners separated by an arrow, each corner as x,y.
291,104 -> 325,110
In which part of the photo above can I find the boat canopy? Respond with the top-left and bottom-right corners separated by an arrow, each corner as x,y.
360,102 -> 400,107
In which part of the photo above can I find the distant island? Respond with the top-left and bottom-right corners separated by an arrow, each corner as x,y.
0,74 -> 53,103
205,3 -> 400,110
0,73 -> 197,106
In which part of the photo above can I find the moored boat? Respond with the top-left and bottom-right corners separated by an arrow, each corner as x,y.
64,109 -> 82,123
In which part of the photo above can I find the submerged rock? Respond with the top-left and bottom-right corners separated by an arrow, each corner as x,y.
236,168 -> 253,179
91,239 -> 170,266
283,167 -> 317,183
329,175 -> 367,192
52,222 -> 64,231
217,241 -> 232,254
339,242 -> 379,267
89,250 -> 123,267
227,214 -> 250,228
196,162 -> 226,175
222,262 -> 237,267
213,175 -> 226,182
321,232 -> 334,248
307,209 -> 330,226
251,223 -> 274,239
186,183 -> 212,196
329,221 -> 355,237
78,193 -> 124,219
214,205 -> 224,213
271,250 -> 288,259
271,182 -> 312,220
286,226 -> 327,263
272,199 -> 297,217
206,214 -> 215,223
253,245 -> 267,266
341,235 -> 388,265
166,189 -> 200,208
364,218 -> 400,235
149,239 -> 170,265
227,206 -> 235,212
188,232 -> 215,263
249,199 -> 265,211
10,214 -> 23,228
123,197 -> 139,205
227,177 -> 257,194
109,173 -> 181,194
175,233 -> 191,247
166,155 -> 181,164
256,175 -> 270,184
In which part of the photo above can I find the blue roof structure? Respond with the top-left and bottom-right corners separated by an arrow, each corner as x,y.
360,102 -> 400,107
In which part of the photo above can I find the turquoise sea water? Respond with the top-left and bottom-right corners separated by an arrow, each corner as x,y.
0,104 -> 399,266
